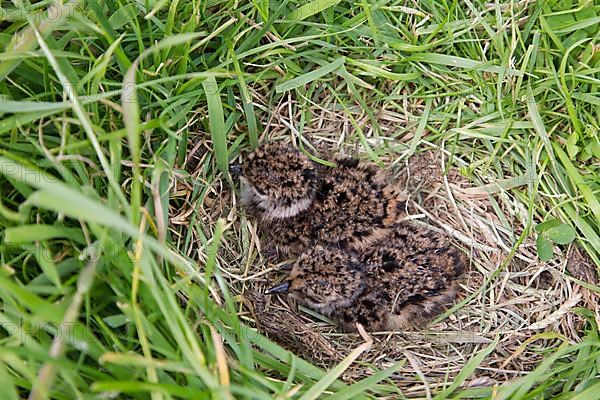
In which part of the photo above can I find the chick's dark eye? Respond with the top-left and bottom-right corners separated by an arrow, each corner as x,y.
302,168 -> 316,180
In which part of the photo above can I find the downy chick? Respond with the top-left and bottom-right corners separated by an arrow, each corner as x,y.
266,226 -> 465,332
238,142 -> 407,259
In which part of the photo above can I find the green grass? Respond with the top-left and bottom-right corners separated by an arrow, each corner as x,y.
0,0 -> 599,398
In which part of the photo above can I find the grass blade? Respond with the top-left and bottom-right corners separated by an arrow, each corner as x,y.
410,53 -> 524,76
276,57 -> 345,93
202,76 -> 230,180
327,361 -> 405,400
3,225 -> 86,244
433,335 -> 500,399
299,335 -> 372,400
288,0 -> 343,21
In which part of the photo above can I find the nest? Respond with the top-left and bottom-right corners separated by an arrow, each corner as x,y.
173,89 -> 600,396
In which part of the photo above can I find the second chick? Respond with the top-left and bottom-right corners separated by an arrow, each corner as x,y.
266,224 -> 465,332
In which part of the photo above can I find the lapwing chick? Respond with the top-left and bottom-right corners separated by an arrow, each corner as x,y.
239,142 -> 320,220
238,142 -> 408,259
266,232 -> 464,332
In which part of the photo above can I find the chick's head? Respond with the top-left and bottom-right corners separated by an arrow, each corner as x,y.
240,142 -> 319,219
268,246 -> 366,315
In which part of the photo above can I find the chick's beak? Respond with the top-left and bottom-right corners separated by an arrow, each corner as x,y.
279,263 -> 293,271
265,281 -> 290,295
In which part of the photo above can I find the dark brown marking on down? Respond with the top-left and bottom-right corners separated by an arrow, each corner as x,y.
281,228 -> 465,332
336,158 -> 360,169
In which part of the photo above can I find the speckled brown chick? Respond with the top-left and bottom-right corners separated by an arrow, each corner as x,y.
266,229 -> 465,332
239,142 -> 320,220
239,142 -> 408,259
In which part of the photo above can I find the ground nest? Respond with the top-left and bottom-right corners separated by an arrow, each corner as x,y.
174,98 -> 599,395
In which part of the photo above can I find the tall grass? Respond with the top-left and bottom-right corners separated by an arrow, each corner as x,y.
0,0 -> 598,398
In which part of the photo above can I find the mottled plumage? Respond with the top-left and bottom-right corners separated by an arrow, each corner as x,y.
239,143 -> 407,258
240,142 -> 319,220
267,226 -> 465,332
